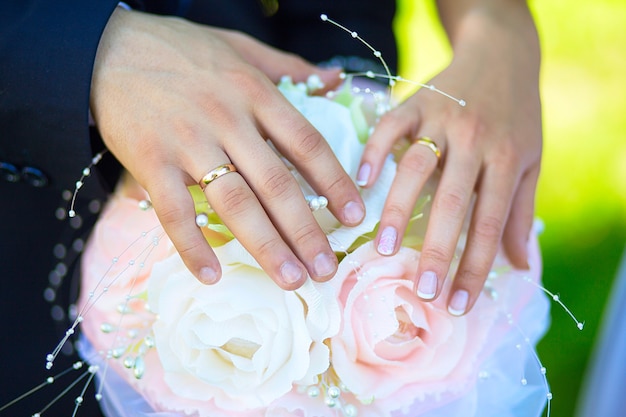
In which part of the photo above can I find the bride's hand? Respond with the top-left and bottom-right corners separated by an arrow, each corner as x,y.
90,8 -> 365,290
356,1 -> 542,315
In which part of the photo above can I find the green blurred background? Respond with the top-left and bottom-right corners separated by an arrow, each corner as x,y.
394,1 -> 626,416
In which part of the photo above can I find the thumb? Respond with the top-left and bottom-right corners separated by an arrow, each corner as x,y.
212,28 -> 342,89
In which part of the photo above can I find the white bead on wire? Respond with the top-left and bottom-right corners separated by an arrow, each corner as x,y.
306,195 -> 329,212
319,14 -> 466,107
68,150 -> 108,218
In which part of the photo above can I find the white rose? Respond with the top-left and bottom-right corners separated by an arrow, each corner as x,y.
147,253 -> 340,413
277,79 -> 397,252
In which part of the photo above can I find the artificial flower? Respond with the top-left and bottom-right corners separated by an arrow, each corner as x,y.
73,76 -> 551,417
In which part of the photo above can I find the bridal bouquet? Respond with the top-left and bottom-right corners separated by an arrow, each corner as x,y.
75,76 -> 551,417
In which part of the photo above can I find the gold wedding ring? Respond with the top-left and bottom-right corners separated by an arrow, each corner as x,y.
413,136 -> 442,160
199,163 -> 237,189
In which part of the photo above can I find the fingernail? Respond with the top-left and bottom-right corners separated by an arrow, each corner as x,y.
314,252 -> 337,278
417,271 -> 438,299
342,201 -> 365,225
448,290 -> 469,316
356,163 -> 371,187
377,226 -> 397,255
199,267 -> 219,284
280,261 -> 305,286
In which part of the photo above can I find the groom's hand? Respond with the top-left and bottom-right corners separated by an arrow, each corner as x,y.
91,8 -> 365,290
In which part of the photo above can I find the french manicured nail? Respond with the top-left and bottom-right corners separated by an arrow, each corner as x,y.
448,290 -> 469,316
342,200 -> 365,225
314,252 -> 336,278
377,226 -> 397,255
280,261 -> 305,286
356,163 -> 371,187
417,271 -> 437,299
199,266 -> 219,284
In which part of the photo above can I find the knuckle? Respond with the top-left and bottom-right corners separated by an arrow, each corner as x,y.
226,64 -> 262,86
455,269 -> 487,291
283,52 -> 309,69
421,245 -> 451,266
456,113 -> 486,144
384,201 -> 410,222
293,126 -> 325,162
175,237 -> 208,260
261,166 -> 296,200
473,214 -> 505,243
156,201 -> 188,229
398,150 -> 434,177
435,187 -> 468,214
219,184 -> 255,217
253,236 -> 284,261
225,68 -> 268,101
169,118 -> 207,149
378,110 -> 404,129
362,140 -> 387,160
493,140 -> 521,168
325,173 -> 350,194
291,221 -> 322,247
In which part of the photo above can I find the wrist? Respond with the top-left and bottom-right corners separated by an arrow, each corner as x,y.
446,2 -> 540,66
450,5 -> 540,80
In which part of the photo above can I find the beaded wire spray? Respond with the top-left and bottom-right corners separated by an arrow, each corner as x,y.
0,15 -> 582,417
319,14 -> 466,108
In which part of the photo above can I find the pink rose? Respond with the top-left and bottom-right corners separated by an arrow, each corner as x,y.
78,192 -> 170,391
328,240 -> 542,415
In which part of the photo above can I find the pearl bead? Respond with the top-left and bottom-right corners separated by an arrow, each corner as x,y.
308,198 -> 320,211
307,386 -> 320,398
307,74 -> 323,91
123,356 -> 136,368
112,347 -> 125,359
138,200 -> 152,211
133,356 -> 145,379
328,385 -> 341,399
195,213 -> 209,227
144,336 -> 155,348
344,404 -> 358,416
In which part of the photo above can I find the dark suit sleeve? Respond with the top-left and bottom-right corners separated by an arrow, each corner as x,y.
0,0 -> 120,192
